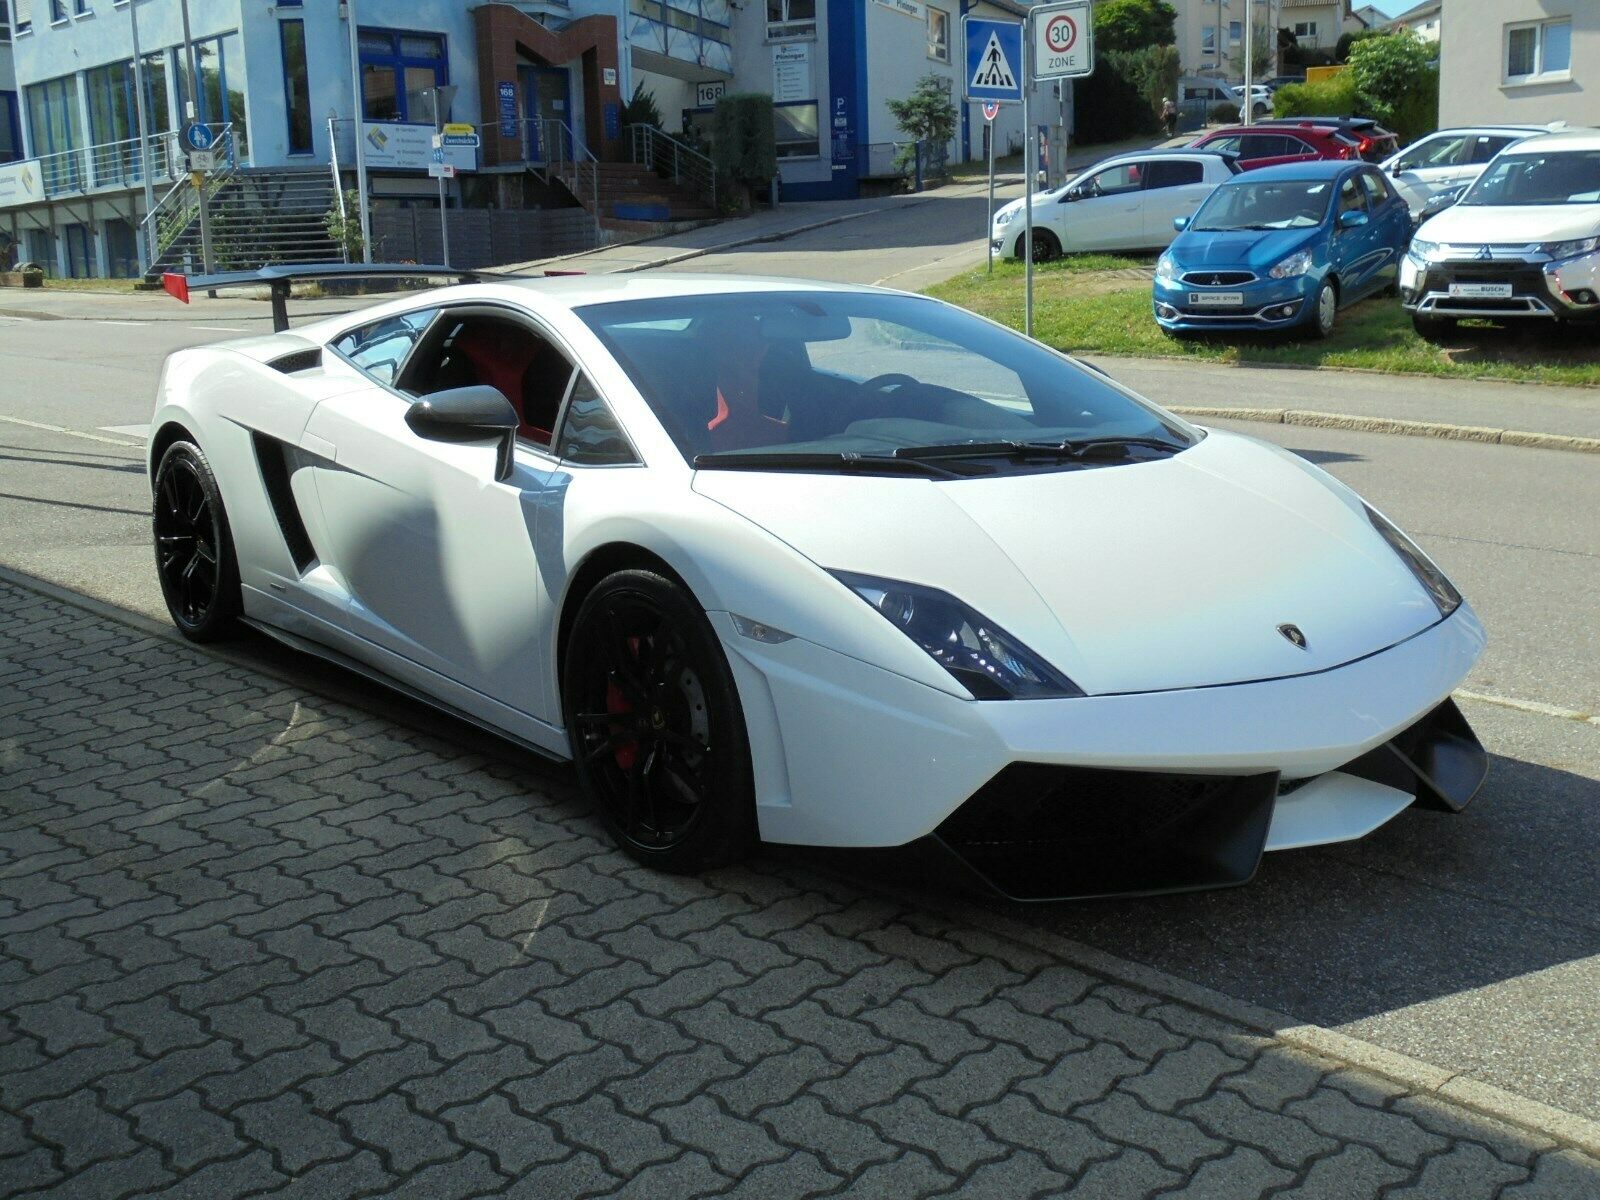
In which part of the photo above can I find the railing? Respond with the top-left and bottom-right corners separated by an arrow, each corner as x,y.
25,130 -> 186,201
626,124 -> 717,212
841,139 -> 949,191
137,126 -> 239,272
520,118 -> 601,243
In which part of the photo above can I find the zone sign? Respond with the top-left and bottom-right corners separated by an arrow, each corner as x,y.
1031,1 -> 1094,80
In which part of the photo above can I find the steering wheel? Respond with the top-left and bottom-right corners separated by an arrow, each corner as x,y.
861,373 -> 920,393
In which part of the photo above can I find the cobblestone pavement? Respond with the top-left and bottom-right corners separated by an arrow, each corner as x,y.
3,581 -> 1598,1200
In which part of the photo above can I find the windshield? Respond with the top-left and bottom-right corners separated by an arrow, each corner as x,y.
1190,179 -> 1333,231
1461,150 -> 1600,206
575,291 -> 1192,465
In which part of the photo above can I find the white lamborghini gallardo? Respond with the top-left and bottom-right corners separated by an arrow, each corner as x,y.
148,266 -> 1487,899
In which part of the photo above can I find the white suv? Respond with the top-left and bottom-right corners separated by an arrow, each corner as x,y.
1402,131 -> 1600,339
1381,125 -> 1560,215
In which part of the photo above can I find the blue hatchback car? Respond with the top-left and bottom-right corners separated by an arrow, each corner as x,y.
1153,160 -> 1412,338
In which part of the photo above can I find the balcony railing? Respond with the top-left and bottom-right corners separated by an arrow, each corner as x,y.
10,130 -> 192,208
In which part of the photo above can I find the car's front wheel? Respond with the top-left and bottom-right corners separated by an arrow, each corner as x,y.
1309,280 -> 1338,339
563,569 -> 757,873
152,440 -> 241,642
1020,228 -> 1062,263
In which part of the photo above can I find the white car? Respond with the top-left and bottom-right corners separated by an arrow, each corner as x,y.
1403,130 -> 1600,339
992,151 -> 1238,261
1381,124 -> 1564,215
150,265 -> 1487,900
1229,85 -> 1273,116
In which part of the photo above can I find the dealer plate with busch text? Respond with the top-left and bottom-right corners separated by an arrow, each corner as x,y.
1449,282 -> 1513,299
1190,292 -> 1245,307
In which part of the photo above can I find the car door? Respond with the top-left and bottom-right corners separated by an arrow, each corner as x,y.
1330,172 -> 1381,298
1140,158 -> 1210,246
1359,169 -> 1410,290
1060,160 -> 1147,250
1385,132 -> 1474,208
303,304 -> 576,725
1238,134 -> 1302,171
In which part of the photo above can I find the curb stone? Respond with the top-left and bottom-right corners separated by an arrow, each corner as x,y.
4,561 -> 1600,1164
1169,406 -> 1600,455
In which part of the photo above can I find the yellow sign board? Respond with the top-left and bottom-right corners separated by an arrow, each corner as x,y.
1305,65 -> 1346,85
442,122 -> 476,137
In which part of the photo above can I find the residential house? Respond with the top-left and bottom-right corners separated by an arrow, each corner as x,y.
1390,0 -> 1442,43
1279,0 -> 1364,51
1439,1 -> 1597,126
1170,0 -> 1281,79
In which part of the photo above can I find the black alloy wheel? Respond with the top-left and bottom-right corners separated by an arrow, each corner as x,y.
152,440 -> 241,642
564,569 -> 756,873
1025,229 -> 1062,263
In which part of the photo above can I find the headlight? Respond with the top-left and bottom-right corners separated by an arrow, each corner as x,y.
1365,505 -> 1461,619
1269,248 -> 1315,279
994,208 -> 1018,227
1541,236 -> 1600,260
1156,254 -> 1179,282
831,571 -> 1084,700
1407,237 -> 1438,263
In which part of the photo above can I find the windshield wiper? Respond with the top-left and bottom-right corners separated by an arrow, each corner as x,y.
692,451 -> 975,479
894,436 -> 1184,463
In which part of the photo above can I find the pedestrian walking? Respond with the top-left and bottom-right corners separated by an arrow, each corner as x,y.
1160,97 -> 1178,140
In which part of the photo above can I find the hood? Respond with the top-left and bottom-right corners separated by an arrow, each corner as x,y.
993,191 -> 1065,226
692,432 -> 1444,697
1170,227 -> 1321,272
1418,203 -> 1600,245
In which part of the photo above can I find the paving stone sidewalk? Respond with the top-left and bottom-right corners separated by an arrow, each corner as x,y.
2,581 -> 1597,1200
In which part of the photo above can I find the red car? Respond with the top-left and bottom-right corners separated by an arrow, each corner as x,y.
1190,121 -> 1399,172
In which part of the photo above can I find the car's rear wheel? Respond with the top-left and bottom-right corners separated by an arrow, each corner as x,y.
563,569 -> 756,873
1309,280 -> 1338,339
152,440 -> 241,642
1412,314 -> 1457,343
1022,229 -> 1061,263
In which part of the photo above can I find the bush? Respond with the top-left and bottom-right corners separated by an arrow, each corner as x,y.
1093,0 -> 1177,53
1387,65 -> 1439,144
1348,32 -> 1435,135
711,93 -> 777,211
20,263 -> 45,288
1208,102 -> 1241,124
621,82 -> 664,131
1074,47 -> 1173,143
1272,72 -> 1359,119
1335,28 -> 1385,63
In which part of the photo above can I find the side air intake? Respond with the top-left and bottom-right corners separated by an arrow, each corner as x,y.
250,433 -> 317,573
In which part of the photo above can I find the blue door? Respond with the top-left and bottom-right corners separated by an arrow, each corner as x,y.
1332,173 -> 1383,299
520,66 -> 573,164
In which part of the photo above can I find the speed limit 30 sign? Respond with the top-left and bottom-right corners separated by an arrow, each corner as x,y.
1030,0 -> 1093,80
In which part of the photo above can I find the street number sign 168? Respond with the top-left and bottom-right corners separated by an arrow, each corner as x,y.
1030,0 -> 1094,81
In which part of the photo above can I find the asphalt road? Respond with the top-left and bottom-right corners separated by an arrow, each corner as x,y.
2,295 -> 1598,1124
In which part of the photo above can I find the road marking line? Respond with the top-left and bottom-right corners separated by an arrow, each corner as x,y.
94,320 -> 150,327
1456,688 -> 1600,728
100,424 -> 150,439
0,414 -> 143,447
190,325 -> 249,332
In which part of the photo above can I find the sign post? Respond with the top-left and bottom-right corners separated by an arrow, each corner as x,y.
426,87 -> 459,268
1022,1 -> 1093,337
964,16 -> 1023,278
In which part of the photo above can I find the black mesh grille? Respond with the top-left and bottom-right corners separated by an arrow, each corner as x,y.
1181,271 -> 1255,286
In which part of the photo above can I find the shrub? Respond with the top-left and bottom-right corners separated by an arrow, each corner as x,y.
21,262 -> 45,288
1348,32 -> 1435,134
1075,47 -> 1173,143
1209,102 -> 1241,124
711,93 -> 777,211
323,190 -> 366,263
621,82 -> 664,131
886,74 -> 957,149
1093,0 -> 1177,53
1272,72 -> 1359,119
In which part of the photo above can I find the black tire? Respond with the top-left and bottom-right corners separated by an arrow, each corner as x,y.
1412,313 -> 1457,343
151,440 -> 241,642
1021,229 -> 1062,263
563,569 -> 756,873
1309,279 -> 1338,340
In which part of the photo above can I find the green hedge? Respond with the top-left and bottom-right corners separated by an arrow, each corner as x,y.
1271,73 -> 1359,119
1074,48 -> 1171,143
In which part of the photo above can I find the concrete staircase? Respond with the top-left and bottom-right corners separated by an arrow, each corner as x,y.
148,167 -> 340,279
555,161 -> 719,236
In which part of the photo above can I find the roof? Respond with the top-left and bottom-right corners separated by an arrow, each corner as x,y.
1390,0 -> 1442,23
1222,159 -> 1367,182
1279,0 -> 1350,10
970,0 -> 1030,17
1499,130 -> 1600,155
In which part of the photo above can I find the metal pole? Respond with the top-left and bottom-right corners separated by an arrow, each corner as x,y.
177,0 -> 213,275
1023,11 -> 1034,338
986,120 -> 995,274
438,176 -> 450,267
348,0 -> 373,263
1243,5 -> 1255,126
128,0 -> 157,273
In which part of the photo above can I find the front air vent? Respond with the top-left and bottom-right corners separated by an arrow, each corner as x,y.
268,347 -> 322,374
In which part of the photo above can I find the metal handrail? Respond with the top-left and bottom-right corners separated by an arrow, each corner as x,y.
520,118 -> 600,242
625,123 -> 717,211
138,125 -> 238,264
28,129 -> 185,200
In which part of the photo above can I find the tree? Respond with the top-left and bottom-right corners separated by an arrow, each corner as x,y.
711,93 -> 777,212
323,190 -> 366,264
1347,31 -> 1433,130
1093,0 -> 1177,53
620,82 -> 664,130
886,74 -> 957,149
1229,23 -> 1275,78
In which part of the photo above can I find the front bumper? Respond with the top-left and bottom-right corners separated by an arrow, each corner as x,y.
715,603 -> 1486,898
1152,273 -> 1318,331
1401,249 -> 1600,322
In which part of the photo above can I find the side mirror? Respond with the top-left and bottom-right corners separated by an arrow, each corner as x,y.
1338,210 -> 1370,230
1062,187 -> 1082,202
405,385 -> 519,482
1173,215 -> 1190,232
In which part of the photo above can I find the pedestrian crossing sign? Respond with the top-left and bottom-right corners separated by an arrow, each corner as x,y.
964,16 -> 1023,103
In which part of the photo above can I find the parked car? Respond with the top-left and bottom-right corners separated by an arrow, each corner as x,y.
1154,160 -> 1412,338
1381,125 -> 1560,216
1252,118 -> 1401,164
990,150 -> 1239,261
1403,130 -> 1600,339
1229,85 -> 1273,117
1190,123 -> 1363,172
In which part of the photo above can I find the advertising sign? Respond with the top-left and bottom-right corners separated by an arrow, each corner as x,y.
773,43 -> 811,104
0,160 -> 43,209
497,81 -> 519,138
362,123 -> 476,172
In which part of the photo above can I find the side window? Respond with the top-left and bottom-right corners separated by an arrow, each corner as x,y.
1237,134 -> 1281,160
404,310 -> 575,448
1338,175 -> 1369,214
558,375 -> 639,466
1084,163 -> 1142,196
1283,137 -> 1318,158
331,308 -> 438,386
1474,135 -> 1519,164
1361,171 -> 1394,207
1202,135 -> 1242,155
1396,135 -> 1468,171
1144,160 -> 1205,190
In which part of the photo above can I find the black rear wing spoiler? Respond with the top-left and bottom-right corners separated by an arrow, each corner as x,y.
160,263 -> 507,332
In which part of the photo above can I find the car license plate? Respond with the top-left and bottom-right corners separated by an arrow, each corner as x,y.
1189,292 -> 1244,306
1448,282 -> 1513,299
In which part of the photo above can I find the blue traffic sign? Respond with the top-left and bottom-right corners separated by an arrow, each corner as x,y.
964,17 -> 1023,103
182,121 -> 214,152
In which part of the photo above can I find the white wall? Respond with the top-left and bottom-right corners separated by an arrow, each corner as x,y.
1440,0 -> 1598,126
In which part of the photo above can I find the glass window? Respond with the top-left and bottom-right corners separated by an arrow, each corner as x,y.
1506,20 -> 1570,80
1542,20 -> 1572,73
1201,25 -> 1215,53
927,8 -> 949,63
333,309 -> 438,386
358,27 -> 448,124
361,63 -> 399,121
577,292 -> 1190,465
1361,171 -> 1393,207
402,311 -> 574,447
176,33 -> 249,161
26,75 -> 84,191
50,0 -> 65,22
559,375 -> 639,465
1082,162 -> 1141,196
766,0 -> 815,39
1200,135 -> 1242,155
1144,160 -> 1204,189
1337,175 -> 1368,214
1228,20 -> 1241,43
1192,180 -> 1333,231
1238,134 -> 1288,160
0,92 -> 20,163
280,19 -> 312,155
1473,135 -> 1519,164
1396,134 -> 1470,171
1505,26 -> 1537,77
1463,150 -> 1600,207
0,0 -> 10,43
774,102 -> 818,159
